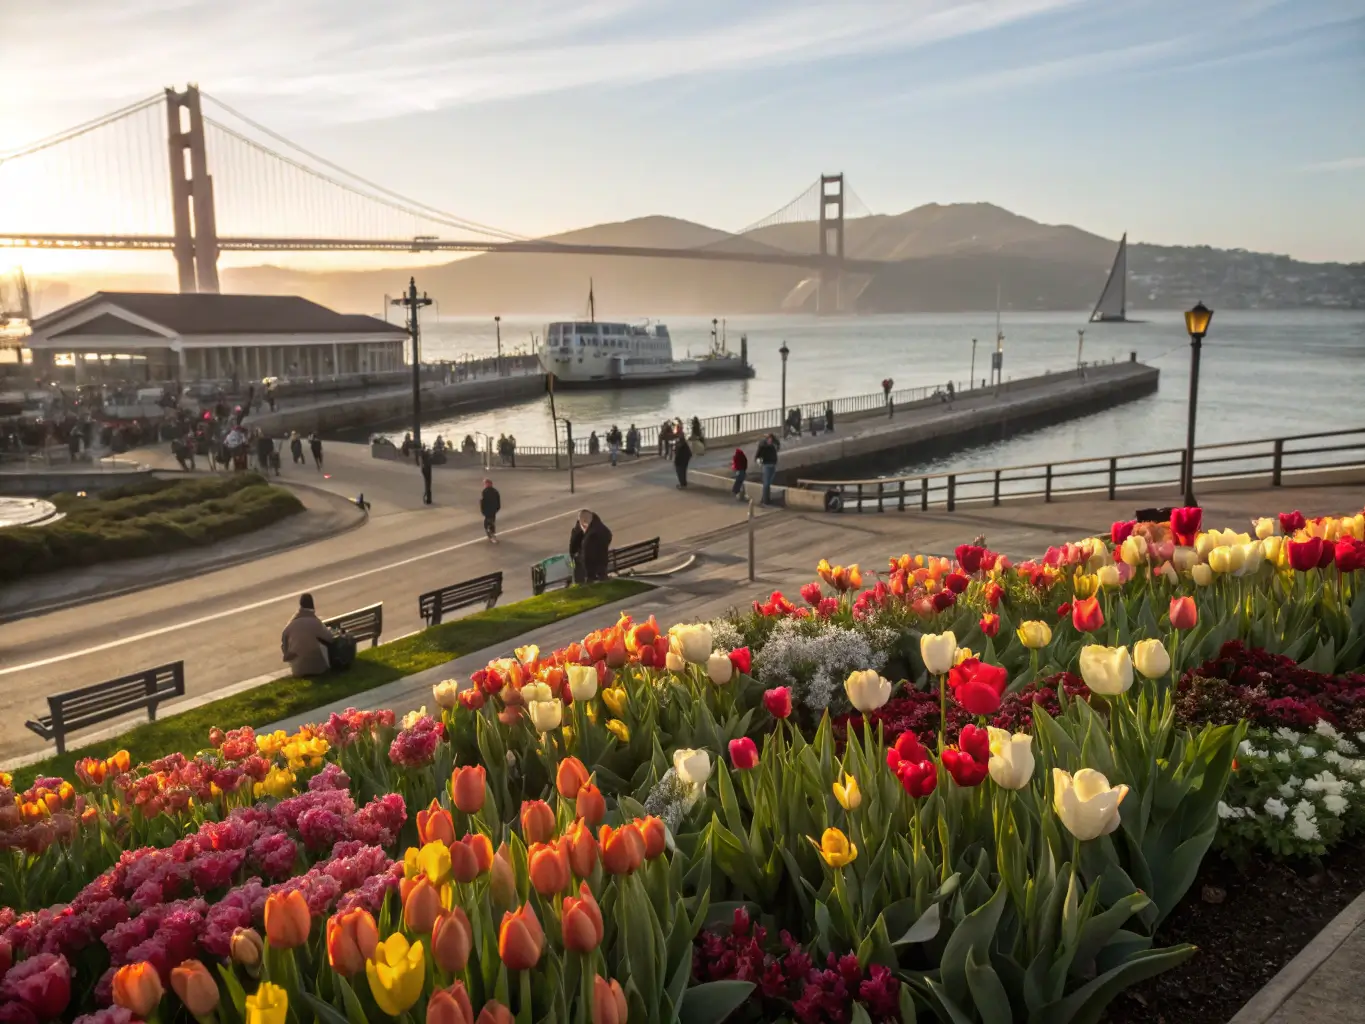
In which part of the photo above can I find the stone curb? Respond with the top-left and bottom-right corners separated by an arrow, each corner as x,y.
1227,889 -> 1365,1024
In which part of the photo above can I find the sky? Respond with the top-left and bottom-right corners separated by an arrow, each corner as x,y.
1,0 -> 1363,280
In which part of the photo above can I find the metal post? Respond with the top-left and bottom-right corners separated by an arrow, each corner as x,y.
970,338 -> 977,388
1077,329 -> 1085,375
1272,438 -> 1284,486
747,500 -> 755,581
565,418 -> 575,494
391,277 -> 431,446
779,342 -> 789,436
494,316 -> 503,377
1183,336 -> 1203,506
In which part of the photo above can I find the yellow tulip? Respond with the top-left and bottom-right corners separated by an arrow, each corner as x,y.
1073,573 -> 1100,598
1254,517 -> 1276,540
601,687 -> 629,717
515,644 -> 540,665
1016,620 -> 1052,649
1208,545 -> 1243,575
417,840 -> 452,885
1096,564 -> 1122,589
1078,645 -> 1133,696
810,827 -> 858,868
432,679 -> 460,709
245,982 -> 289,1024
521,681 -> 553,704
527,699 -> 564,732
832,774 -> 861,810
1053,768 -> 1128,841
1119,535 -> 1148,567
1195,533 -> 1217,559
1238,541 -> 1264,574
366,934 -> 426,1017
1132,638 -> 1171,680
565,665 -> 598,701
1191,564 -> 1214,587
1263,536 -> 1284,564
954,646 -> 977,666
605,719 -> 630,743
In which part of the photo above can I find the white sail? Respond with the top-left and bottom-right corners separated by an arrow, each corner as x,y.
1089,234 -> 1127,322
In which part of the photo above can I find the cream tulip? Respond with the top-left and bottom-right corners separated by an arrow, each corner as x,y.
402,707 -> 428,730
665,651 -> 686,672
1171,546 -> 1198,572
705,652 -> 734,685
1119,535 -> 1148,567
432,680 -> 460,709
1237,541 -> 1264,575
1254,517 -> 1277,540
515,644 -> 540,665
1132,638 -> 1171,680
1191,563 -> 1214,587
1053,767 -> 1129,841
844,669 -> 892,712
1016,620 -> 1053,649
1158,562 -> 1179,585
1096,563 -> 1122,589
565,664 -> 598,701
521,682 -> 554,704
669,624 -> 714,665
919,631 -> 958,675
527,698 -> 564,732
986,728 -> 1035,790
1262,535 -> 1284,564
673,748 -> 712,786
1195,533 -> 1217,559
1078,645 -> 1133,696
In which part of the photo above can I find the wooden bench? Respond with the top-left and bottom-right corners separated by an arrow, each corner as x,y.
323,602 -> 383,647
606,537 -> 661,576
25,661 -> 186,754
419,571 -> 503,625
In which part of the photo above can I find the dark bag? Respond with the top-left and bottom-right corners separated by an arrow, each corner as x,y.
328,633 -> 358,672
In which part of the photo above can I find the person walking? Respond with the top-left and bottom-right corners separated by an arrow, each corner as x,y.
606,424 -> 622,466
309,433 -> 324,471
419,447 -> 433,505
673,432 -> 692,488
280,593 -> 335,677
730,446 -> 748,500
658,420 -> 673,459
290,431 -> 305,465
479,477 -> 501,542
756,432 -> 779,505
569,509 -> 613,583
824,403 -> 835,434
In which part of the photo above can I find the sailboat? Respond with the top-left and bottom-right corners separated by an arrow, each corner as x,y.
1089,233 -> 1140,323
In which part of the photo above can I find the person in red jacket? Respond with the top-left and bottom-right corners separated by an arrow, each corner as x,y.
730,447 -> 748,500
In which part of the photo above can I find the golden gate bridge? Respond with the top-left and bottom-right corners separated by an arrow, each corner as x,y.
0,85 -> 880,308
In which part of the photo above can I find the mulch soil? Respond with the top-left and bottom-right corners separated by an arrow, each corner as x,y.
1103,842 -> 1365,1023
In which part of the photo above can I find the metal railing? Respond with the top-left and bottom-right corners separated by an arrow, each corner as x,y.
797,427 -> 1365,513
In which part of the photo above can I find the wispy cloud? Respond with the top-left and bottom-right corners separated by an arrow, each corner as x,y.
1299,156 -> 1365,173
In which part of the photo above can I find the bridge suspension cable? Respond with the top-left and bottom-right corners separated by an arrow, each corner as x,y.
0,94 -> 162,164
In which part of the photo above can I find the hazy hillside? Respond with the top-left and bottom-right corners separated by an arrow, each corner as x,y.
34,203 -> 1365,315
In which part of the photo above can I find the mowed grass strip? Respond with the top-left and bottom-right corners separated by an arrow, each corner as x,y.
0,473 -> 304,580
10,578 -> 654,788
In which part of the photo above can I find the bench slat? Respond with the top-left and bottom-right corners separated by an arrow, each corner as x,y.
323,602 -> 383,647
419,573 -> 503,625
30,661 -> 185,754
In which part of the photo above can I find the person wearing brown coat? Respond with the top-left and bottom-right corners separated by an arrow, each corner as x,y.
281,593 -> 334,676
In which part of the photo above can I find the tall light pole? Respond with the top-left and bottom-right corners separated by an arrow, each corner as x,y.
970,338 -> 977,389
1182,301 -> 1214,507
711,318 -> 718,353
391,277 -> 432,445
494,315 -> 503,377
779,341 -> 790,436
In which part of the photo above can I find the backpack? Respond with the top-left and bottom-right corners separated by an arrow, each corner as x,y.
328,632 -> 358,672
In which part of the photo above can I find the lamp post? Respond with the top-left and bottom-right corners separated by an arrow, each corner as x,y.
711,318 -> 718,353
970,338 -> 977,389
1181,301 -> 1214,507
1076,329 -> 1085,375
494,315 -> 502,377
391,277 -> 432,446
779,341 -> 790,436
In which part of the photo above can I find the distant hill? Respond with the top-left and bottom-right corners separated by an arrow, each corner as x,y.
35,204 -> 1365,315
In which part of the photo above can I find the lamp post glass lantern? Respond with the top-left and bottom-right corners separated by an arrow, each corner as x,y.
779,341 -> 790,436
1182,301 -> 1213,507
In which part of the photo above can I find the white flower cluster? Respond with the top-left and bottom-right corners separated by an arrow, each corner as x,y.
706,619 -> 747,656
753,617 -> 888,716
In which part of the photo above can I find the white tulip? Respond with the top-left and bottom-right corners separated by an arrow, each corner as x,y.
669,624 -> 714,665
844,669 -> 892,712
1053,767 -> 1129,841
1191,564 -> 1213,587
1132,638 -> 1171,680
566,664 -> 598,701
521,681 -> 554,704
919,631 -> 958,675
706,652 -> 733,685
986,728 -> 1035,790
527,698 -> 564,732
673,748 -> 712,786
1078,645 -> 1133,696
665,651 -> 686,672
432,679 -> 460,709
1171,546 -> 1198,572
1254,517 -> 1277,540
1096,563 -> 1122,589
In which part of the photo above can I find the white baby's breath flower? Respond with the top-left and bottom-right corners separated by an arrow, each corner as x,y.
1323,794 -> 1349,816
1337,738 -> 1359,755
1292,800 -> 1321,841
1299,745 -> 1320,759
1315,720 -> 1341,740
1217,801 -> 1235,820
1356,731 -> 1365,746
1276,727 -> 1302,742
1275,751 -> 1292,763
1263,797 -> 1289,819
1279,776 -> 1302,798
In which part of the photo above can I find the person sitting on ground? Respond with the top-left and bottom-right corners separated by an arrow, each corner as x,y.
569,509 -> 613,583
281,593 -> 335,677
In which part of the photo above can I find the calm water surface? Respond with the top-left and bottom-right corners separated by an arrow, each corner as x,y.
401,310 -> 1365,472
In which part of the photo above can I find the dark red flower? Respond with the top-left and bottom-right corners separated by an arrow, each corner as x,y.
948,658 -> 1009,715
1170,506 -> 1203,547
1279,510 -> 1306,534
1336,537 -> 1365,573
728,737 -> 759,771
941,747 -> 988,787
763,687 -> 793,719
931,590 -> 956,612
944,573 -> 969,594
728,647 -> 753,675
895,759 -> 938,798
1286,536 -> 1325,572
1110,520 -> 1137,545
954,544 -> 986,574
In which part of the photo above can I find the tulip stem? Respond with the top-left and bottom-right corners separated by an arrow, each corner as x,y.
937,674 -> 947,750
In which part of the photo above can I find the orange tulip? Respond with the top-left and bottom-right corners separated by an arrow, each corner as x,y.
264,889 -> 311,949
1169,596 -> 1198,631
404,876 -> 444,934
556,757 -> 590,800
561,883 -> 604,952
476,1001 -> 515,1024
112,962 -> 164,1017
76,757 -> 109,786
527,842 -> 571,896
599,823 -> 644,875
418,800 -> 457,847
575,783 -> 606,826
452,766 -> 486,814
490,843 -> 517,909
520,799 -> 556,844
498,904 -> 545,970
592,976 -> 629,1024
432,908 -> 474,973
450,833 -> 494,882
428,982 -> 475,1024
326,907 -> 379,976
170,959 -> 220,1016
562,820 -> 599,878
109,750 -> 132,774
636,815 -> 666,859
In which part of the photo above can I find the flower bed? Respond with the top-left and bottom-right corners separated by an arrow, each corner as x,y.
2,504 -> 1363,1023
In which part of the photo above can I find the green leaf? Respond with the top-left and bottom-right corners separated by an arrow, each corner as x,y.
337,976 -> 370,1024
1033,945 -> 1197,1024
678,980 -> 757,1024
851,1004 -> 875,1024
892,902 -> 941,947
296,992 -> 352,1024
965,947 -> 1015,1024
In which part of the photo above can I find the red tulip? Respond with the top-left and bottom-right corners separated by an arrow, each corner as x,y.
1169,596 -> 1198,631
1318,540 -> 1338,569
599,823 -> 645,875
947,658 -> 1009,716
942,747 -> 988,787
170,959 -> 220,1017
984,582 -> 1005,609
1336,537 -> 1365,573
562,819 -> 599,878
895,758 -> 938,798
1072,596 -> 1104,633
886,731 -> 928,768
728,646 -> 753,675
451,833 -> 494,882
527,842 -> 571,896
1286,536 -> 1325,572
954,544 -> 986,574
592,976 -> 629,1024
476,1000 -> 515,1024
264,889 -> 311,949
958,724 -> 990,764
498,904 -> 545,970
112,962 -> 163,1017
1279,510 -> 1306,534
979,613 -> 1000,638
417,800 -> 456,847
763,687 -> 793,719
562,883 -> 604,953
636,815 -> 667,859
556,757 -> 590,800
729,737 -> 760,771
326,907 -> 379,976
1171,506 -> 1203,546
404,876 -> 444,933
458,688 -> 485,711
1056,601 -> 1073,618
520,800 -> 556,844
800,581 -> 824,606
1110,520 -> 1136,545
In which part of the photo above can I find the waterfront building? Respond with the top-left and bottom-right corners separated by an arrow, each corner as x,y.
24,292 -> 407,383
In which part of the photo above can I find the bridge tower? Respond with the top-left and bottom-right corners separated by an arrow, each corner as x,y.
817,173 -> 845,314
164,85 -> 220,293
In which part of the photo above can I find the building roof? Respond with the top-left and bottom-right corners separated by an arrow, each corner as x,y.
32,292 -> 407,336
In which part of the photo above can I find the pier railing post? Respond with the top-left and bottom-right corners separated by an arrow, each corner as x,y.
1108,457 -> 1117,500
747,500 -> 755,582
921,477 -> 929,511
1178,450 -> 1188,494
947,475 -> 956,512
1272,438 -> 1284,487
898,479 -> 906,511
993,469 -> 1001,506
877,481 -> 884,513
856,483 -> 864,513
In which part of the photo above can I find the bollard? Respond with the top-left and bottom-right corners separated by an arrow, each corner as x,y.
747,500 -> 756,582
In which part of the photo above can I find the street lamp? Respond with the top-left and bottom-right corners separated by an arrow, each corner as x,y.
494,315 -> 502,376
1181,301 -> 1214,507
779,341 -> 790,436
391,277 -> 432,445
711,318 -> 718,353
